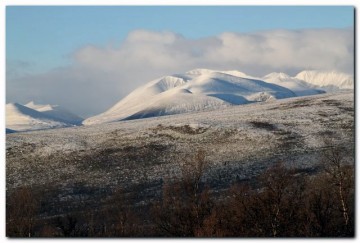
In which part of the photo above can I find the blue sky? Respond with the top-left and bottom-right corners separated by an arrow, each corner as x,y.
7,6 -> 354,73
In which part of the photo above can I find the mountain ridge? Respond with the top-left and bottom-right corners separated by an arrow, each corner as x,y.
84,69 -> 352,125
7,69 -> 353,130
295,70 -> 353,91
83,69 -> 300,125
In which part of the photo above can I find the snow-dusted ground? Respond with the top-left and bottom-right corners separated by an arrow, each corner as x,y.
6,91 -> 354,215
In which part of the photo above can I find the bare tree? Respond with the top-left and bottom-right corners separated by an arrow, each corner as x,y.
307,173 -> 337,236
226,162 -> 308,237
6,186 -> 38,237
152,150 -> 213,236
321,138 -> 354,229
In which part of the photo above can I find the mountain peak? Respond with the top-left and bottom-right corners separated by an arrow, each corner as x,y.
25,102 -> 83,125
186,68 -> 218,75
263,72 -> 291,80
25,101 -> 36,106
25,101 -> 56,112
220,70 -> 249,78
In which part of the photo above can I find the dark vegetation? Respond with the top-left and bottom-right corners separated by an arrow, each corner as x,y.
153,124 -> 208,135
249,121 -> 277,131
6,141 -> 354,237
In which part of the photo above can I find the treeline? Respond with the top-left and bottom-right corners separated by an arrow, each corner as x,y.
7,146 -> 354,237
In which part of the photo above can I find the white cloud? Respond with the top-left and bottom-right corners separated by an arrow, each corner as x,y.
73,28 -> 354,75
7,28 -> 354,117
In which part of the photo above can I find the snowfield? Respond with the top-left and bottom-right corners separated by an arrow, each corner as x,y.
6,92 -> 354,215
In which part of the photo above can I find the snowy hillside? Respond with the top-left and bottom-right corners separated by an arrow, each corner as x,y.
6,88 -> 354,234
295,70 -> 353,91
6,103 -> 73,132
25,101 -> 83,125
83,69 -> 297,125
6,92 -> 354,203
6,103 -> 79,133
262,72 -> 325,96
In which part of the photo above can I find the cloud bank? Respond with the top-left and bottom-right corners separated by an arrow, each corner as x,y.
7,28 -> 354,117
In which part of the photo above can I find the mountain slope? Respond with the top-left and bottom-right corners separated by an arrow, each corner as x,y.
6,103 -> 73,132
262,72 -> 325,96
6,92 -> 354,223
25,101 -> 83,125
295,70 -> 353,91
83,69 -> 297,125
6,128 -> 17,134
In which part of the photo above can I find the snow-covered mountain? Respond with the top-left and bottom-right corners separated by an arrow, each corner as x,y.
83,69 -> 298,125
262,72 -> 325,96
25,101 -> 83,125
6,102 -> 83,132
6,103 -> 73,132
8,69 -> 351,129
295,70 -> 353,91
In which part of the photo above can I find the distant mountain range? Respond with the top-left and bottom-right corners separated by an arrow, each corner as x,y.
295,70 -> 353,91
6,102 -> 83,132
6,69 -> 353,131
83,69 -> 352,125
